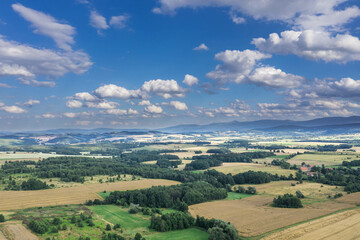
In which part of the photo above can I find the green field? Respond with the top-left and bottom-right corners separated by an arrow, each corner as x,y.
147,228 -> 209,240
90,205 -> 209,239
90,205 -> 150,235
226,192 -> 253,200
97,191 -> 111,199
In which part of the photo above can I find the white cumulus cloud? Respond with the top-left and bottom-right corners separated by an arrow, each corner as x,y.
183,74 -> 199,87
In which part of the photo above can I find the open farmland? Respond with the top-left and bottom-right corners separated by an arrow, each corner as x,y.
0,179 -> 180,211
288,153 -> 359,166
263,208 -> 360,240
189,195 -> 355,237
210,162 -> 296,177
241,181 -> 346,205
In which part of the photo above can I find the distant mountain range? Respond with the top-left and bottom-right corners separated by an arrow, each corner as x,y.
1,116 -> 360,145
159,116 -> 360,133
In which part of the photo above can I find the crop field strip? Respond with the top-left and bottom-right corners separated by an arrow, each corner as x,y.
210,162 -> 296,176
0,179 -> 180,211
263,208 -> 360,240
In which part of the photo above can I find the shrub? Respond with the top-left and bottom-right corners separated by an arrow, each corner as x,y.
105,224 -> 111,231
296,190 -> 305,198
128,204 -> 141,214
28,219 -> 49,234
0,214 -> 4,223
334,193 -> 343,199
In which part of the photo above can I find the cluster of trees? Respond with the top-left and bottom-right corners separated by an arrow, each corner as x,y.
184,159 -> 222,171
104,182 -> 227,209
21,178 -> 49,190
317,144 -> 352,152
156,159 -> 182,168
196,216 -> 239,240
3,178 -> 49,191
222,140 -> 249,149
150,212 -> 194,232
234,186 -> 256,195
150,212 -> 239,240
206,149 -> 230,154
272,194 -> 303,208
233,171 -> 292,184
306,166 -> 360,193
271,159 -> 297,170
342,160 -> 360,167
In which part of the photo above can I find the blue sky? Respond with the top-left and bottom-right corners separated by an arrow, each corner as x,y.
0,0 -> 360,131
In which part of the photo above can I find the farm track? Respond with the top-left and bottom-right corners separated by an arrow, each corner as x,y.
0,179 -> 180,211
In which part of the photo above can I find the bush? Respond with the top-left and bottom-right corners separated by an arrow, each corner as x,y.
28,219 -> 49,234
105,224 -> 111,231
273,194 -> 303,208
296,190 -> 305,199
334,193 -> 343,199
0,214 -> 4,223
128,204 -> 141,214
245,186 -> 256,195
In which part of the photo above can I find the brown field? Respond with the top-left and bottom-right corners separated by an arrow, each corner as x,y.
189,195 -> 355,237
263,208 -> 360,240
210,163 -> 296,177
0,222 -> 38,240
0,179 -> 179,211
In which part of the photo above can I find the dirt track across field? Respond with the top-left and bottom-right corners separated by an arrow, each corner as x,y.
0,179 -> 179,211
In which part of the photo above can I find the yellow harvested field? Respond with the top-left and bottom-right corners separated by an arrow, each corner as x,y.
189,195 -> 355,237
211,163 -> 296,176
288,153 -> 358,166
263,208 -> 360,240
0,222 -> 39,240
334,192 -> 360,205
0,179 -> 179,211
241,181 -> 346,203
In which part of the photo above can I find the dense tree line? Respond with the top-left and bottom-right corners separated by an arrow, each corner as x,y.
342,160 -> 360,167
193,152 -> 275,163
233,171 -> 291,184
21,178 -> 49,190
196,216 -> 239,240
104,182 -> 227,209
156,159 -> 182,168
317,144 -> 352,152
150,212 -> 194,232
222,140 -> 249,149
272,194 -> 303,208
